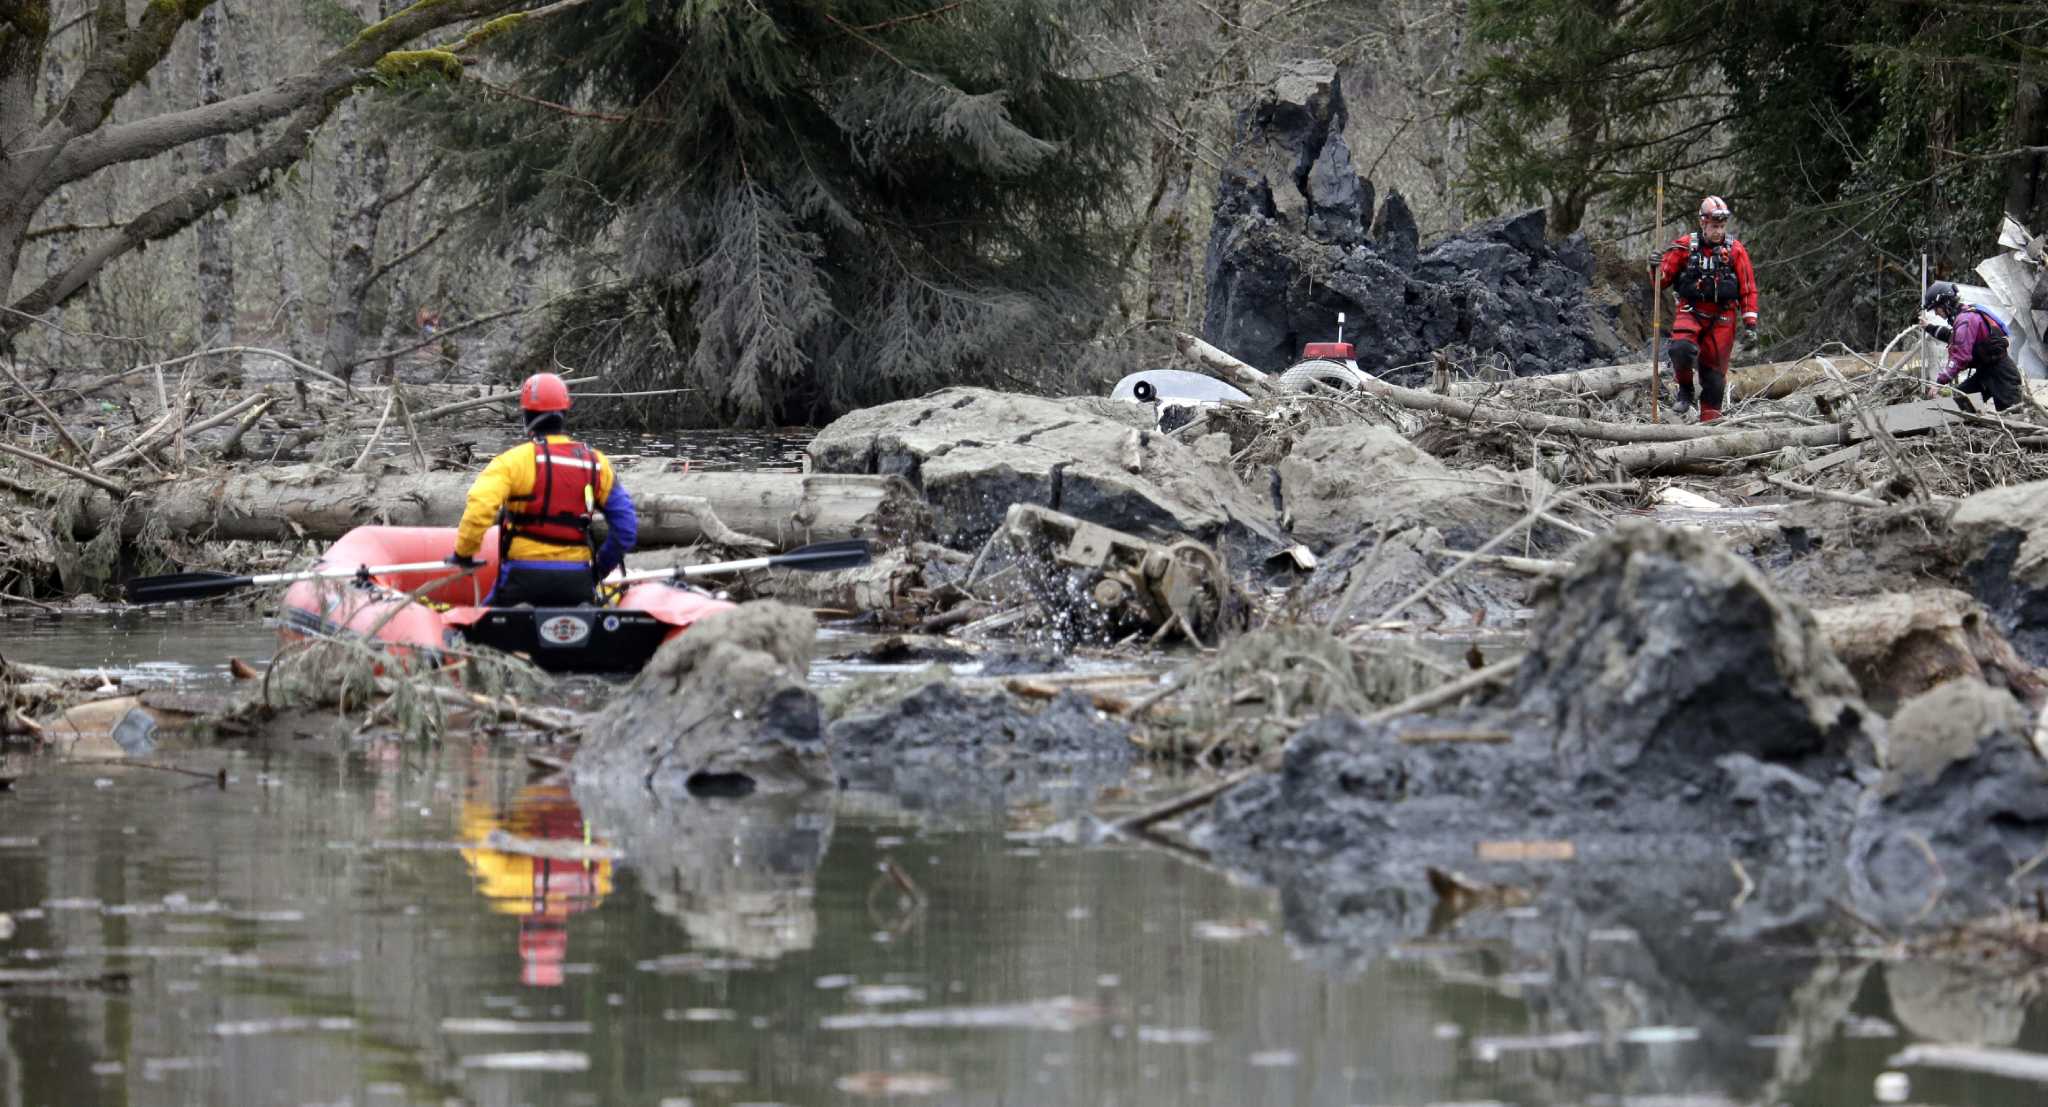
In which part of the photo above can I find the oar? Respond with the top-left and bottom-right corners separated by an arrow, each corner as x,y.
607,539 -> 873,587
125,560 -> 463,604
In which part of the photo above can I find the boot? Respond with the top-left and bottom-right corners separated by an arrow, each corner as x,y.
1699,405 -> 1721,424
1669,383 -> 1695,414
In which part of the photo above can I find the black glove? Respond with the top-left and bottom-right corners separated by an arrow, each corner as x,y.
446,552 -> 484,570
1924,321 -> 1953,343
1740,324 -> 1758,351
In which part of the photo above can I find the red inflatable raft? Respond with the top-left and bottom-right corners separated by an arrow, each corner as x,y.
278,525 -> 733,674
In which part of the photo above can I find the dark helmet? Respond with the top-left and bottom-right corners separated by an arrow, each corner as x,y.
1922,280 -> 1961,314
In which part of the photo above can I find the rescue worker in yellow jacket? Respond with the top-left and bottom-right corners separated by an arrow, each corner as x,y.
447,373 -> 638,606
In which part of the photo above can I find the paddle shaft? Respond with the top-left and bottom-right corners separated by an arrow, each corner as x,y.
606,539 -> 871,586
251,560 -> 456,586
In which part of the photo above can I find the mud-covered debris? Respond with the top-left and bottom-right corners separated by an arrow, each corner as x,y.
1513,520 -> 1878,777
1813,589 -> 2044,715
1294,525 -> 1528,630
1002,503 -> 1249,647
1136,624 -> 1448,764
574,602 -> 829,799
806,387 -> 1287,564
829,681 -> 1132,765
1277,424 -> 1566,553
1201,65 -> 1622,379
1849,678 -> 2048,927
1952,477 -> 2048,665
1425,866 -> 1532,915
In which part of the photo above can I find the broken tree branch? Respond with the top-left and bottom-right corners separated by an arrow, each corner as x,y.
1172,331 -> 1286,402
0,441 -> 130,496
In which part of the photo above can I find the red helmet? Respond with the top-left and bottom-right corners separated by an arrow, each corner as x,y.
518,372 -> 571,412
1698,195 -> 1732,221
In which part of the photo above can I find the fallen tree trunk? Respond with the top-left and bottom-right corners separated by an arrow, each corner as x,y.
57,462 -> 929,549
1347,372 -> 1721,443
1593,422 -> 1850,471
1449,350 -> 1915,403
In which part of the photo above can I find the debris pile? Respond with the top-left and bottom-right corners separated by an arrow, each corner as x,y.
1200,61 -> 1625,378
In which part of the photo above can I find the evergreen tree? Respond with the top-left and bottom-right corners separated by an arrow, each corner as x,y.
1453,0 -> 1731,235
427,0 -> 1153,426
1721,1 -> 2046,346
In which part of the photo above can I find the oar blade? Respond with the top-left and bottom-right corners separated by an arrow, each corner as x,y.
769,538 -> 873,573
124,570 -> 256,604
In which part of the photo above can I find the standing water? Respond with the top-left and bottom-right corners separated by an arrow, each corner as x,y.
4,435 -> 2047,1106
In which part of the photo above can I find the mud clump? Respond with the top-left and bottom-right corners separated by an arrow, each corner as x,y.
1849,678 -> 2048,927
1951,478 -> 2048,665
1202,522 -> 1880,962
573,602 -> 830,799
1514,521 -> 1876,778
827,681 -> 1133,810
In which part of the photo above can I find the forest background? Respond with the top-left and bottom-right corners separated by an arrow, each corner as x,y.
1,0 -> 2044,429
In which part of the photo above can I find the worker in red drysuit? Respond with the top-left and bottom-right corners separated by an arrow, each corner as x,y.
1656,195 -> 1760,423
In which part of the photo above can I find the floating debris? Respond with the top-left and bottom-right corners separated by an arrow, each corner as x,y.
440,1018 -> 593,1036
1474,839 -> 1575,862
1136,1026 -> 1213,1046
848,984 -> 926,1005
480,829 -> 623,863
212,1016 -> 358,1037
1472,1026 -> 1699,1059
458,1051 -> 591,1072
636,953 -> 756,974
1888,1043 -> 2048,1085
833,1071 -> 955,1098
1191,919 -> 1270,942
1246,1049 -> 1299,1067
820,996 -> 1103,1032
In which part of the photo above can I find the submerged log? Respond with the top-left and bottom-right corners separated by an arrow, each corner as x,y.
56,462 -> 929,550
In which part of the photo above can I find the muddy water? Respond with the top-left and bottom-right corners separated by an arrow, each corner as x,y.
5,623 -> 2047,1105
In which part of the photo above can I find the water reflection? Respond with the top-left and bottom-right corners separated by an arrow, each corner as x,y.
0,735 -> 2045,1105
457,782 -> 613,987
573,782 -> 832,961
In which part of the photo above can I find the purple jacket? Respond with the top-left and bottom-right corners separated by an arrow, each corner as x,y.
1940,307 -> 2008,384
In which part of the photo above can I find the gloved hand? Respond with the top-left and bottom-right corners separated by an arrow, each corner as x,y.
446,552 -> 484,570
1740,323 -> 1758,351
1923,321 -> 1954,342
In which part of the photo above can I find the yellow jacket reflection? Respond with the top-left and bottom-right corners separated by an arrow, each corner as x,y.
459,784 -> 612,987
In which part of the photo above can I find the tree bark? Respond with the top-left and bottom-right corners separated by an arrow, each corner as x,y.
1593,423 -> 1850,472
1144,130 -> 1196,325
2004,40 -> 2048,231
1349,367 -> 1722,442
1449,351 -> 1906,403
195,3 -> 236,373
269,193 -> 311,364
320,90 -> 392,384
0,0 -> 534,342
59,464 -> 931,550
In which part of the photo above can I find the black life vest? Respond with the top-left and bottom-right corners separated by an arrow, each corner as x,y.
1675,233 -> 1742,305
506,439 -> 600,546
